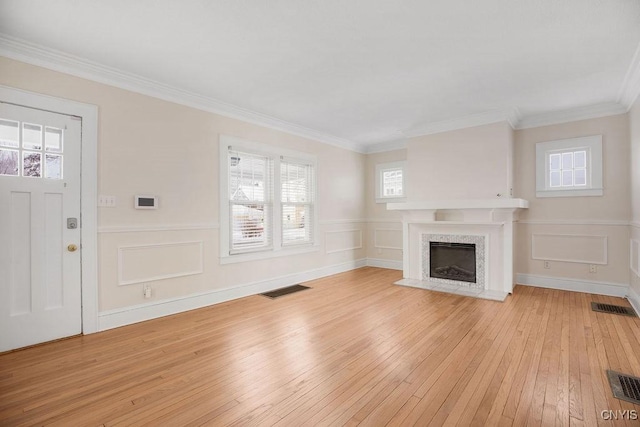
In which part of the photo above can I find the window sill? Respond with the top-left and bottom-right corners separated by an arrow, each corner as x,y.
376,197 -> 406,204
536,188 -> 603,198
220,243 -> 320,265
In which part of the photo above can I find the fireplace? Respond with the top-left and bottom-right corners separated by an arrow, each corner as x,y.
387,198 -> 528,300
429,242 -> 476,283
422,233 -> 486,289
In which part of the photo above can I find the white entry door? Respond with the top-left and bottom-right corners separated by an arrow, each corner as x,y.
0,102 -> 82,352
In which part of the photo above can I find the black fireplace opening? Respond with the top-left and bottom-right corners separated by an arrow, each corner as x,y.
429,241 -> 476,283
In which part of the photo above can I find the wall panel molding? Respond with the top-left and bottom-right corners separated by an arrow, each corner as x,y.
517,219 -> 630,226
325,229 -> 363,254
373,228 -> 403,250
319,219 -> 367,225
99,223 -> 219,233
99,258 -> 367,330
118,241 -> 204,286
531,233 -> 608,265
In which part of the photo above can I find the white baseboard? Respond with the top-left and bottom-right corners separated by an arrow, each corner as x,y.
366,258 -> 403,270
515,273 -> 628,297
99,258 -> 367,331
627,285 -> 640,316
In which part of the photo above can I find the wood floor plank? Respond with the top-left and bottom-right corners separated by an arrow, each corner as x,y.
0,268 -> 639,426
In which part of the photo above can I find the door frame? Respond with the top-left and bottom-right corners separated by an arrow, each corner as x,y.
0,85 -> 98,334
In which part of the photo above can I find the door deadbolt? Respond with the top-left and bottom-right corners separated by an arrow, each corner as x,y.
67,218 -> 78,229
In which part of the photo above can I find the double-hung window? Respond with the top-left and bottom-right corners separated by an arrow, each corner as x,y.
220,135 -> 317,262
281,158 -> 314,246
535,135 -> 603,198
228,149 -> 273,253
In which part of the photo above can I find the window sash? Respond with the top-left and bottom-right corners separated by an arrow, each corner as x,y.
547,149 -> 590,189
228,149 -> 274,253
281,159 -> 314,246
381,167 -> 404,197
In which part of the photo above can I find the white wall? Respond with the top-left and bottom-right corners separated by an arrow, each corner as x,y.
365,149 -> 405,269
0,57 -> 368,327
513,114 -> 631,295
629,98 -> 640,312
406,122 -> 514,200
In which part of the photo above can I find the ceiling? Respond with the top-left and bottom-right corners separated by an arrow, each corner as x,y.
1,0 -> 639,152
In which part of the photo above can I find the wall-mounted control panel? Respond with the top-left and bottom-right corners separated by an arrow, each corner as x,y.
135,195 -> 158,209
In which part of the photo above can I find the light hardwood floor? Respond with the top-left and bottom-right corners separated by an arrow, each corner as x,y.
1,267 -> 639,426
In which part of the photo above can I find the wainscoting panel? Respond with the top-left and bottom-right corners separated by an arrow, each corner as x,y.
531,233 -> 608,265
325,229 -> 363,254
374,228 -> 403,250
118,241 -> 204,286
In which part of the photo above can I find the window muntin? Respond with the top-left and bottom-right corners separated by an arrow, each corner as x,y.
0,117 -> 63,179
382,168 -> 403,197
549,150 -> 587,188
535,135 -> 602,198
375,161 -> 406,203
281,160 -> 314,246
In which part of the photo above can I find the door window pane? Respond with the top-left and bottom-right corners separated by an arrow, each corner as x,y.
550,170 -> 561,187
574,168 -> 586,186
574,151 -> 586,168
45,127 -> 63,152
22,123 -> 42,150
45,154 -> 62,179
23,151 -> 41,177
0,119 -> 19,148
549,153 -> 561,171
561,170 -> 573,187
0,149 -> 19,176
561,152 -> 573,169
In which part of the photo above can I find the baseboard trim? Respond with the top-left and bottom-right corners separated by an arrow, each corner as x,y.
515,273 -> 628,297
627,286 -> 640,316
366,258 -> 403,270
98,258 -> 367,331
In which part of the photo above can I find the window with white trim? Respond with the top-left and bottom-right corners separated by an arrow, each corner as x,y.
228,149 -> 273,253
281,159 -> 314,246
220,136 -> 317,262
535,135 -> 603,198
375,161 -> 406,203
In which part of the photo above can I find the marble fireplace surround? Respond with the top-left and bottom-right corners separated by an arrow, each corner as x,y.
387,199 -> 528,301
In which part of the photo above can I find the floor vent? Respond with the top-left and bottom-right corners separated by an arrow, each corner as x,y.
607,370 -> 640,405
261,285 -> 310,299
591,302 -> 637,317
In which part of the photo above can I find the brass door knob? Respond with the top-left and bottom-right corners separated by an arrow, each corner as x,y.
67,244 -> 78,252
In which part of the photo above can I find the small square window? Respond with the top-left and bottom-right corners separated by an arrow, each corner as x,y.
535,135 -> 602,198
375,161 -> 406,203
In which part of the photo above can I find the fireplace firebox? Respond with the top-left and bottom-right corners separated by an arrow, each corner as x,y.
429,242 -> 476,284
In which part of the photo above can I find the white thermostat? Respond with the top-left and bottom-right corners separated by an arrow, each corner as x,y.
135,195 -> 158,209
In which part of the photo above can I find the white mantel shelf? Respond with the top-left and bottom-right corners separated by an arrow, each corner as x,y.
387,198 -> 529,211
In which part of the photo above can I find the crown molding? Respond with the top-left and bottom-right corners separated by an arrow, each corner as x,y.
404,109 -> 516,138
514,102 -> 628,130
618,40 -> 640,110
0,34 -> 366,153
364,138 -> 408,154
